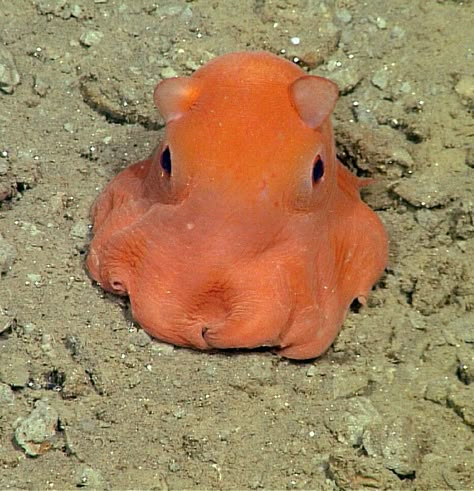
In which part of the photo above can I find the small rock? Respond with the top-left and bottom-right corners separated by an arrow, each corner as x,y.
336,9 -> 352,24
0,313 -> 15,336
0,357 -> 30,388
0,46 -> 21,94
172,408 -> 186,419
27,273 -> 42,285
130,329 -> 152,348
22,322 -> 36,335
160,66 -> 178,79
247,360 -> 275,385
456,348 -> 473,385
390,26 -> 405,42
466,145 -> 474,168
324,397 -> 380,446
416,208 -> 443,232
74,465 -> 107,488
447,385 -> 474,427
328,452 -> 397,489
36,0 -> 68,16
374,16 -> 387,29
454,75 -> 474,107
61,368 -> 90,399
33,76 -> 50,97
40,333 -> 54,355
297,51 -> 324,70
362,417 -> 420,476
0,383 -> 15,407
326,66 -> 362,95
389,148 -> 414,169
79,30 -> 104,47
70,221 -> 90,240
399,81 -> 412,93
14,399 -> 60,457
306,365 -> 318,377
371,68 -> 390,90
424,379 -> 449,404
393,171 -> 451,208
70,4 -> 82,18
168,460 -> 180,472
448,313 -> 474,344
0,233 -> 16,274
49,192 -> 68,213
151,340 -> 175,355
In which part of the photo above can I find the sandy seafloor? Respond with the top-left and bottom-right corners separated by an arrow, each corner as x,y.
0,0 -> 473,489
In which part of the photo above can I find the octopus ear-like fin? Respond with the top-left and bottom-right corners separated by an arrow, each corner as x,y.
289,75 -> 339,129
154,77 -> 202,123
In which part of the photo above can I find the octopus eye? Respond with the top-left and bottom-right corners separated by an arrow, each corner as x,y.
312,155 -> 324,183
160,146 -> 172,175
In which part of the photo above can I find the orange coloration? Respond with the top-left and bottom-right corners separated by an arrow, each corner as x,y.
86,52 -> 388,359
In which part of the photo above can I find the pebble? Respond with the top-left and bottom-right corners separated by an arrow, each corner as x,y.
14,399 -> 59,457
456,347 -> 473,385
448,312 -> 474,344
371,68 -> 390,90
0,382 -> 15,407
130,329 -> 152,348
79,30 -> 104,47
394,147 -> 466,207
151,341 -> 175,355
326,66 -> 362,95
247,360 -> 275,385
390,147 -> 414,169
0,46 -> 21,94
22,322 -> 37,335
0,233 -> 16,274
74,465 -> 107,488
362,417 -> 419,476
70,4 -> 82,18
70,221 -> 90,240
454,75 -> 474,106
40,333 -> 54,355
36,0 -> 67,16
0,357 -> 30,388
168,461 -> 180,472
0,313 -> 14,336
374,16 -> 387,29
324,397 -> 380,446
390,25 -> 406,43
335,9 -> 352,24
424,378 -> 449,404
160,66 -> 178,79
415,208 -> 443,232
27,273 -> 42,285
399,81 -> 411,93
466,145 -> 474,168
393,174 -> 445,208
33,76 -> 50,97
447,386 -> 474,427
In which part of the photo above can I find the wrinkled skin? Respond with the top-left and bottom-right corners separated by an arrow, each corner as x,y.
86,51 -> 388,359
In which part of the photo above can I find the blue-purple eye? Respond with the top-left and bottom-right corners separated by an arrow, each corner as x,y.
160,146 -> 172,175
312,155 -> 324,182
